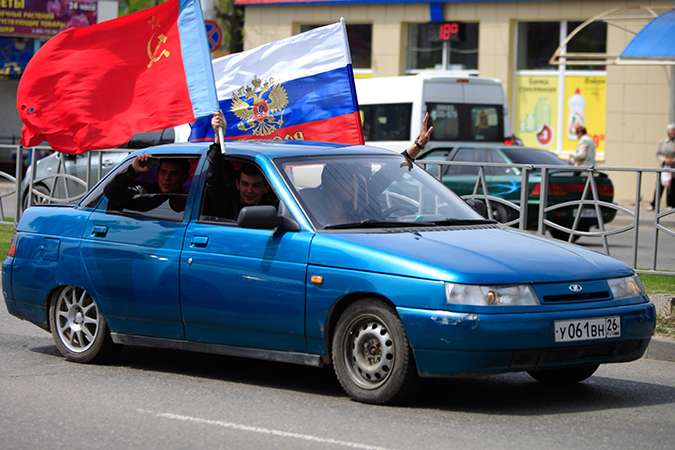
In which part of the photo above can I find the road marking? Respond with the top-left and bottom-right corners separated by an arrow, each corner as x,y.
138,410 -> 395,450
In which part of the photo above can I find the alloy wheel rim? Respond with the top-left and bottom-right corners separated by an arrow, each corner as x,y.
55,287 -> 100,353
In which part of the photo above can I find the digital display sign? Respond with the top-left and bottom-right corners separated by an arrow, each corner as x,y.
427,22 -> 460,43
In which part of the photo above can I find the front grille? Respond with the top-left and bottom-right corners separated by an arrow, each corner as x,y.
543,291 -> 611,302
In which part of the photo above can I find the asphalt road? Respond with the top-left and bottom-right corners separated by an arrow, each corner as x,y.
2,300 -> 675,450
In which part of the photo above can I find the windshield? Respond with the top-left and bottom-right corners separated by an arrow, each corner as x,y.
278,153 -> 488,230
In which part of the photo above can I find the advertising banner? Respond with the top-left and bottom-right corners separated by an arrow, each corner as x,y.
515,75 -> 559,150
563,76 -> 606,159
0,0 -> 98,38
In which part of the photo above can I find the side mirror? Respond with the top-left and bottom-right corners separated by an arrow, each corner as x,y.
465,199 -> 487,217
237,205 -> 300,231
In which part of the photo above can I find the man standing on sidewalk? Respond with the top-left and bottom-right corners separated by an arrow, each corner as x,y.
649,123 -> 675,211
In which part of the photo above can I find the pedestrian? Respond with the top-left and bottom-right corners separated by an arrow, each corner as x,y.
570,126 -> 596,166
648,123 -> 675,211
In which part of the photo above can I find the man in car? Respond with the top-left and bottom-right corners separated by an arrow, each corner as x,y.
104,153 -> 191,212
306,112 -> 434,227
203,112 -> 275,221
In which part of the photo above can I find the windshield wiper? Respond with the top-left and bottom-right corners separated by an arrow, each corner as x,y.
324,219 -> 434,230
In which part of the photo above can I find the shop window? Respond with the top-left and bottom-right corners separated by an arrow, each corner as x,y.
516,22 -> 561,70
299,24 -> 371,70
517,21 -> 607,71
566,21 -> 607,71
407,22 -> 479,73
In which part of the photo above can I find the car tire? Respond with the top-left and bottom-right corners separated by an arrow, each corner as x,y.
332,299 -> 419,405
527,364 -> 599,385
49,286 -> 121,364
23,184 -> 51,209
549,225 -> 588,243
489,202 -> 509,223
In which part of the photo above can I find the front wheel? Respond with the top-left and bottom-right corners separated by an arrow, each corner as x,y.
527,364 -> 599,384
49,286 -> 121,363
332,299 -> 419,404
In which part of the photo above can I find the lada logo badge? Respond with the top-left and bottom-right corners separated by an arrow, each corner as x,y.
569,284 -> 583,292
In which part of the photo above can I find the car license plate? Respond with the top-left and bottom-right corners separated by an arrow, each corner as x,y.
573,207 -> 597,218
554,316 -> 621,343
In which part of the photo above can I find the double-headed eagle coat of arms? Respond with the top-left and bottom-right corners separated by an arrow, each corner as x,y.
231,75 -> 289,136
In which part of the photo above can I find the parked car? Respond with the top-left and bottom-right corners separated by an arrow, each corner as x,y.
417,144 -> 616,241
21,125 -> 190,209
3,141 -> 654,405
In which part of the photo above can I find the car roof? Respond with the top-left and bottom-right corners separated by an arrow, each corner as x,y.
132,140 -> 401,160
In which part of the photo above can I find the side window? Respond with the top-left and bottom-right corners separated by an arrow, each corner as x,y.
103,156 -> 199,222
447,148 -> 480,176
360,103 -> 412,141
486,149 -> 511,175
199,158 -> 279,225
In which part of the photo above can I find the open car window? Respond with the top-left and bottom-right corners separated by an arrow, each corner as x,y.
93,155 -> 199,222
198,157 -> 279,225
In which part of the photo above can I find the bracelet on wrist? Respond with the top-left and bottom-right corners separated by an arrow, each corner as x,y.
414,139 -> 425,150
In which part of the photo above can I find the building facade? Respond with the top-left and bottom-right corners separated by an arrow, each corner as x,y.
237,0 -> 674,204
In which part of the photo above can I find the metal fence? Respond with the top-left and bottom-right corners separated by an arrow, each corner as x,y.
418,159 -> 675,276
0,144 -> 673,275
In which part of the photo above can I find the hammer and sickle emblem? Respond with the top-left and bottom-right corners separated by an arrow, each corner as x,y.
147,33 -> 170,68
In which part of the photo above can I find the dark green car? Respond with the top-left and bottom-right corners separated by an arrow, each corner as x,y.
418,145 -> 616,240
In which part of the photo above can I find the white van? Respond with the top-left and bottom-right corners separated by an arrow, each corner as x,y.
355,74 -> 516,152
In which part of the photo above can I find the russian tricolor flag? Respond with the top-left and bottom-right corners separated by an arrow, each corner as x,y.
189,20 -> 364,145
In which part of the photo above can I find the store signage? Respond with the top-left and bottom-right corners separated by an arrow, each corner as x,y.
0,0 -> 98,38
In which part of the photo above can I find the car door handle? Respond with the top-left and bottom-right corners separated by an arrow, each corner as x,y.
102,160 -> 115,167
191,236 -> 208,248
92,226 -> 108,237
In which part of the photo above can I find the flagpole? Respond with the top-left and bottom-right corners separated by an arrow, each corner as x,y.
218,127 -> 226,154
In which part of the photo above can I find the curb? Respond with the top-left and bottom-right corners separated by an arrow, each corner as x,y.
645,337 -> 675,363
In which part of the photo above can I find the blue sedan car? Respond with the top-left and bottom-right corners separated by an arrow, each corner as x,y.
2,141 -> 655,405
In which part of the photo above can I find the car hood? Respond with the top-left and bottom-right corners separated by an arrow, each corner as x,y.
308,225 -> 632,284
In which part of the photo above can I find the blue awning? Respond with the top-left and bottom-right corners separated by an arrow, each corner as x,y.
620,9 -> 675,60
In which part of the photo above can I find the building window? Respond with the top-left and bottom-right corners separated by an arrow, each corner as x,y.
407,22 -> 479,73
299,24 -> 372,70
516,22 -> 560,70
516,21 -> 606,71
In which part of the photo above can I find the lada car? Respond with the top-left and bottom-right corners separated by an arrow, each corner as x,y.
2,141 -> 655,405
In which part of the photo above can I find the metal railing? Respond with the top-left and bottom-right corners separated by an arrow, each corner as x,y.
418,159 -> 675,276
0,145 -> 673,275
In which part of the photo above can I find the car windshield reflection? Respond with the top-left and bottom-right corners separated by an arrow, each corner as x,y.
278,154 -> 487,229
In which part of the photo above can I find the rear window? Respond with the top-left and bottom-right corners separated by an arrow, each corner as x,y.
428,103 -> 504,142
360,103 -> 412,141
501,148 -> 567,165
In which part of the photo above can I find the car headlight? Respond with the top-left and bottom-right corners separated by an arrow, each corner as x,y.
608,274 -> 645,300
445,283 -> 540,306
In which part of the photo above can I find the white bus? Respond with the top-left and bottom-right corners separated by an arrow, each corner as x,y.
355,74 -> 516,152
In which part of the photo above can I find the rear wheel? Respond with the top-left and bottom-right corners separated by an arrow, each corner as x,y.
23,184 -> 50,209
527,364 -> 599,384
49,286 -> 120,363
332,299 -> 419,405
549,226 -> 588,243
